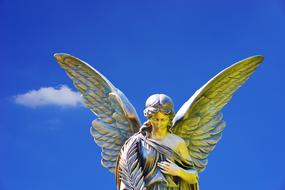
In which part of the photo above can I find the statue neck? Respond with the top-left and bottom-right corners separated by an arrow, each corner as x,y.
151,126 -> 169,140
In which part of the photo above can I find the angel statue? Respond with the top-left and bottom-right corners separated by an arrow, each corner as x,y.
54,53 -> 263,190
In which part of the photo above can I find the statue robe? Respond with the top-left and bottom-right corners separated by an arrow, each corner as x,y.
117,133 -> 199,190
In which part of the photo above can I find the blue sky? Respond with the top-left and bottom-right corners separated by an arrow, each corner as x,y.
1,0 -> 285,189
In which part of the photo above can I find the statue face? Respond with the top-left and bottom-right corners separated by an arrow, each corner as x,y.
149,112 -> 170,129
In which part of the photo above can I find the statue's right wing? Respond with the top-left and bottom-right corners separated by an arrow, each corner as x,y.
54,53 -> 141,174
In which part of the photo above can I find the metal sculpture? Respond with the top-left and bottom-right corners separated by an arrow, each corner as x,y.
54,53 -> 263,190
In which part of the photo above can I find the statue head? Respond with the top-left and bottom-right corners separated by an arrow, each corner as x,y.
143,94 -> 175,130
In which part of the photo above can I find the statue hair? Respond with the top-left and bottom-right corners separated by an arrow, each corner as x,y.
140,94 -> 175,137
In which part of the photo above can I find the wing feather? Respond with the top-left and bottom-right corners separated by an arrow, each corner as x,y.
172,55 -> 264,172
54,53 -> 141,173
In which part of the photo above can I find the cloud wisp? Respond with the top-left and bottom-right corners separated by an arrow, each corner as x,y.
14,85 -> 83,108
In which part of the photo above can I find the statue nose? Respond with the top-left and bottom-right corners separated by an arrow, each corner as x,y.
158,120 -> 163,125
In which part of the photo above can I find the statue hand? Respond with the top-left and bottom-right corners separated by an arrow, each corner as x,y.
158,159 -> 198,184
158,159 -> 182,176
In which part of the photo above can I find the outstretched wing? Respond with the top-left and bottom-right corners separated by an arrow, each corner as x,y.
172,55 -> 264,172
54,53 -> 141,173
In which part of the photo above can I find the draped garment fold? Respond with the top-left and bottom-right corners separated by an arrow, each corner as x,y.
116,133 -> 199,190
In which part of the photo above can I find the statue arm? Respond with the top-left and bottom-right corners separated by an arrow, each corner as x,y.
177,141 -> 199,183
177,167 -> 199,184
158,159 -> 198,184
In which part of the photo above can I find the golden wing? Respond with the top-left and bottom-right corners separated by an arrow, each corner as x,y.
54,53 -> 141,173
172,55 -> 264,172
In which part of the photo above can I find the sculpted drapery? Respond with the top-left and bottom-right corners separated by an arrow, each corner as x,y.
117,133 -> 199,190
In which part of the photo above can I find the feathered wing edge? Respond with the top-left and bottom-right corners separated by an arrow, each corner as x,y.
54,53 -> 141,173
172,55 -> 264,172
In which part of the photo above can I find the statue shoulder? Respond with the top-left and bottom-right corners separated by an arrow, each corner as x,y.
168,133 -> 185,144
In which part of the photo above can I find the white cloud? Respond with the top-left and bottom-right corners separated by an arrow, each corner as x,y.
14,85 -> 83,108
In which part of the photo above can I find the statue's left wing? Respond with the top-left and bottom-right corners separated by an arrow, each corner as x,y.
172,56 -> 264,172
54,53 -> 141,174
